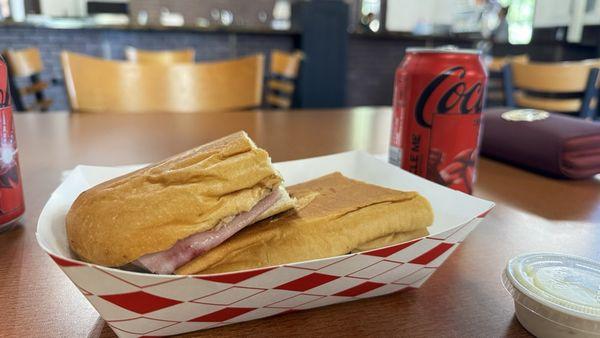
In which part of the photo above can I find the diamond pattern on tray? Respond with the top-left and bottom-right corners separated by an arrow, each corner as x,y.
267,294 -> 324,308
100,291 -> 182,314
197,267 -> 275,284
291,256 -> 349,270
147,322 -> 217,337
386,238 -> 444,263
49,254 -> 83,267
189,307 -> 255,322
236,266 -> 315,289
334,281 -> 386,297
108,327 -> 143,338
229,307 -> 289,323
85,295 -> 139,321
294,295 -> 354,310
194,286 -> 266,305
144,277 -> 230,302
229,289 -> 297,308
305,276 -> 367,296
144,302 -> 222,322
394,267 -> 436,286
274,273 -> 339,292
361,239 -> 420,257
409,242 -> 455,265
425,244 -> 458,268
62,266 -> 139,295
358,283 -> 410,298
317,254 -> 382,276
108,317 -> 178,335
101,269 -> 181,288
370,262 -> 423,283
47,217 -> 485,337
348,260 -> 402,279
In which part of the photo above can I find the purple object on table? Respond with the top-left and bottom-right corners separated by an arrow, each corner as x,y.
481,107 -> 600,179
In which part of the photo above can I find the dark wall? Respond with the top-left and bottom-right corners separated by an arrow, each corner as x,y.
491,27 -> 599,61
347,35 -> 475,106
0,26 -> 294,111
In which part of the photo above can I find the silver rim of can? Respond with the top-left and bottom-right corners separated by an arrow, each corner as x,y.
406,45 -> 481,55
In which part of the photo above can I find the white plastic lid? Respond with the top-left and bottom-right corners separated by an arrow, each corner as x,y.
503,252 -> 600,333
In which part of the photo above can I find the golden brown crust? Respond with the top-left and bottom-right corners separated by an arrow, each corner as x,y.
352,228 -> 429,253
66,131 -> 286,267
176,172 -> 434,275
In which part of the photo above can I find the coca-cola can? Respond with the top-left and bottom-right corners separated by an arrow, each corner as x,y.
389,47 -> 487,194
0,55 -> 25,232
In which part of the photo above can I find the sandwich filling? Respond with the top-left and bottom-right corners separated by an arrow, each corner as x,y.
135,189 -> 281,274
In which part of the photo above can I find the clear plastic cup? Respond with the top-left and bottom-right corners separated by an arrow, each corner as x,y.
503,252 -> 600,338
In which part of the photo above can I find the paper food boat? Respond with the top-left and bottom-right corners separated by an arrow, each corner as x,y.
37,151 -> 494,337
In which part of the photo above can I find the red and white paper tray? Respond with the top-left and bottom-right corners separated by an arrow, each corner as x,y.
37,151 -> 494,337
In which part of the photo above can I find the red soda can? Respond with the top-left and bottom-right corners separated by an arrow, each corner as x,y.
389,47 -> 487,194
0,55 -> 25,232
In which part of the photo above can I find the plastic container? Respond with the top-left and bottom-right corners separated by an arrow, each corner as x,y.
503,252 -> 600,338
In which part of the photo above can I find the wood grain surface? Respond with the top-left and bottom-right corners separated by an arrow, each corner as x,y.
2,107 -> 599,337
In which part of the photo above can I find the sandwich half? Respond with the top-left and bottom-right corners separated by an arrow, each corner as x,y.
176,172 -> 433,275
66,131 -> 295,274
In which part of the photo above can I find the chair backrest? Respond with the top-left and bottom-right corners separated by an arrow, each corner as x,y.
125,47 -> 195,64
486,55 -> 529,107
4,47 -> 44,77
266,50 -> 304,109
3,47 -> 53,112
503,59 -> 600,118
62,51 -> 264,113
511,59 -> 598,92
487,54 -> 528,73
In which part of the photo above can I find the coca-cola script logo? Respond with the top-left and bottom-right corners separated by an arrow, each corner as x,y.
415,66 -> 483,129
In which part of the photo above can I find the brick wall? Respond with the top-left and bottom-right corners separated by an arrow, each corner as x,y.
0,26 -> 295,111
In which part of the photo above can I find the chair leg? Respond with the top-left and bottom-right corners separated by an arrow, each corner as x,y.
30,74 -> 50,112
580,68 -> 599,119
501,64 -> 516,107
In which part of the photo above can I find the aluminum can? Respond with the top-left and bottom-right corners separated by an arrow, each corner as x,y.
0,55 -> 25,232
390,47 -> 487,194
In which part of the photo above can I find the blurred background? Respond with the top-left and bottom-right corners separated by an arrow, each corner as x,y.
0,0 -> 598,115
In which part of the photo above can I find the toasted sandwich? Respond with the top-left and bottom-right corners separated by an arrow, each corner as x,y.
176,172 -> 433,275
66,131 -> 295,274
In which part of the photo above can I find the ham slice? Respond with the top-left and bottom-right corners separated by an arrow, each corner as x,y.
135,190 -> 281,274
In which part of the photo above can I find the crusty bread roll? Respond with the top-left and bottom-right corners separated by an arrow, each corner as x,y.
176,172 -> 433,275
66,131 -> 294,267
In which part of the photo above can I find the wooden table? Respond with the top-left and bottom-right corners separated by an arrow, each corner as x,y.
2,108 -> 599,337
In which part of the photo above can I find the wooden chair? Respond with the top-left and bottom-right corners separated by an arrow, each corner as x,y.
124,47 -> 195,64
488,54 -> 529,73
503,59 -> 600,119
61,51 -> 264,113
266,50 -> 304,109
3,48 -> 53,112
486,55 -> 529,107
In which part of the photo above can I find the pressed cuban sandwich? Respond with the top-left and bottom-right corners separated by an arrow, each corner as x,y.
176,172 -> 433,275
66,131 -> 295,274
